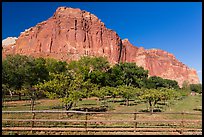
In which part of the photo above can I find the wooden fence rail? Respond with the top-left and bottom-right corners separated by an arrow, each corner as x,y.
2,110 -> 202,135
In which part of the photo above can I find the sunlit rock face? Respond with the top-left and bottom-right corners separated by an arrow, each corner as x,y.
122,39 -> 200,87
2,7 -> 122,64
2,37 -> 17,46
121,40 -> 200,87
2,7 -> 200,87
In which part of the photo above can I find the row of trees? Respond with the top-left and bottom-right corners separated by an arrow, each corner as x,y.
2,54 -> 201,112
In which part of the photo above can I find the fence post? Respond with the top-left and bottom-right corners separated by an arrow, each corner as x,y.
31,111 -> 36,134
180,112 -> 184,135
85,109 -> 88,133
134,111 -> 137,132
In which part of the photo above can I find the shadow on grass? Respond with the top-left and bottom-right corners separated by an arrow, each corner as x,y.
157,102 -> 168,105
119,102 -> 138,106
73,106 -> 108,112
139,108 -> 163,112
193,108 -> 202,111
50,105 -> 64,109
22,102 -> 41,106
2,104 -> 16,108
107,99 -> 125,103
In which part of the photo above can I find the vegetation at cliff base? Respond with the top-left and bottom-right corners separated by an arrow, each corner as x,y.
2,54 -> 202,112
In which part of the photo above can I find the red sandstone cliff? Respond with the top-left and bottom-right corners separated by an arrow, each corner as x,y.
2,7 -> 200,87
121,39 -> 200,86
2,7 -> 122,64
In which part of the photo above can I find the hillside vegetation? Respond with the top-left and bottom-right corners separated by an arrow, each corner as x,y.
2,54 -> 202,113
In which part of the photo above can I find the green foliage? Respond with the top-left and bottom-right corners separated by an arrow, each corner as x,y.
2,84 -> 10,105
139,88 -> 178,112
45,58 -> 67,74
2,55 -> 51,89
182,80 -> 191,92
93,86 -> 110,100
68,56 -> 110,87
2,54 -> 186,113
106,62 -> 148,87
35,72 -> 75,107
32,58 -> 49,82
144,76 -> 179,89
164,79 -> 179,89
2,84 -> 10,96
2,54 -> 34,90
2,55 -> 52,101
80,79 -> 99,99
35,71 -> 98,110
117,85 -> 141,106
190,84 -> 202,93
159,88 -> 178,101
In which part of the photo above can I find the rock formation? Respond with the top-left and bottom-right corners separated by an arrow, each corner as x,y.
121,39 -> 200,86
2,7 -> 121,64
2,6 -> 200,87
2,37 -> 17,47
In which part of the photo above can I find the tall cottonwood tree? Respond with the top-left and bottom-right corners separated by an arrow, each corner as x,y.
68,56 -> 110,87
106,62 -> 148,87
2,54 -> 35,100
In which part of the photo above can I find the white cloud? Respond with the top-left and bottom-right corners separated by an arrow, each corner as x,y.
197,70 -> 202,73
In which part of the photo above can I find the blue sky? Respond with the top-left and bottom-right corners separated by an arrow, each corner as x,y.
2,2 -> 202,82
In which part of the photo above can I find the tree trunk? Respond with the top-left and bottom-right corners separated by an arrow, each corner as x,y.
65,102 -> 73,116
9,89 -> 13,101
126,99 -> 129,106
113,97 -> 115,103
96,98 -> 100,106
30,98 -> 35,111
18,93 -> 21,100
149,100 -> 153,113
2,96 -> 4,107
73,102 -> 77,107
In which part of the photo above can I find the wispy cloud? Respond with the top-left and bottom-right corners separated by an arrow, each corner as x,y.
197,70 -> 202,73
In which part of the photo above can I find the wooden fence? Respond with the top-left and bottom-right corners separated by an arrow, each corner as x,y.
2,110 -> 202,135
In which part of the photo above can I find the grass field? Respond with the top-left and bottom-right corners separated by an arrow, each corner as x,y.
2,94 -> 202,135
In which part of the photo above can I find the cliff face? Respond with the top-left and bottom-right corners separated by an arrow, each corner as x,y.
121,39 -> 200,86
2,37 -> 17,47
2,6 -> 200,87
2,7 -> 122,64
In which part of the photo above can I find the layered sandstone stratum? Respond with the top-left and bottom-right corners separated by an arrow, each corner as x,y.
2,7 -> 200,87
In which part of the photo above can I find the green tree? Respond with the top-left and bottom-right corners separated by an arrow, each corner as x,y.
144,76 -> 179,89
21,57 -> 49,110
93,86 -> 120,103
139,88 -> 162,113
106,86 -> 120,103
45,58 -> 68,74
92,86 -> 109,106
106,62 -> 148,87
182,80 -> 191,93
2,54 -> 35,100
68,56 -> 110,87
190,84 -> 202,94
140,88 -> 178,113
35,72 -> 79,111
159,88 -> 178,106
163,79 -> 179,89
2,84 -> 10,106
35,71 -> 97,111
32,57 -> 49,84
144,76 -> 165,89
117,85 -> 140,106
